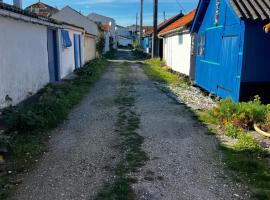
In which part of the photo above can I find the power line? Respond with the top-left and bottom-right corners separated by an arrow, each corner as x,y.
175,0 -> 186,13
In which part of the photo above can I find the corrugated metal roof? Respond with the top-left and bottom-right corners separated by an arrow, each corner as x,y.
229,0 -> 270,20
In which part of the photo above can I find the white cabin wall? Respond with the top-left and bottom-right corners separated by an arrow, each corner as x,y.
59,28 -> 84,79
0,17 -> 49,108
164,33 -> 191,76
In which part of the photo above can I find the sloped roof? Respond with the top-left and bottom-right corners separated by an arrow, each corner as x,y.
25,2 -> 58,13
0,2 -> 59,24
51,6 -> 98,36
230,0 -> 270,20
159,9 -> 196,35
192,0 -> 270,33
144,13 -> 184,36
265,23 -> 270,32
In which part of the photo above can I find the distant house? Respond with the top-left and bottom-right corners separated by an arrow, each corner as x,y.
191,0 -> 270,102
88,13 -> 117,49
101,24 -> 110,53
143,13 -> 184,58
51,6 -> 99,67
116,25 -> 132,47
0,2 -> 61,108
128,25 -> 153,43
25,2 -> 58,17
159,10 -> 196,77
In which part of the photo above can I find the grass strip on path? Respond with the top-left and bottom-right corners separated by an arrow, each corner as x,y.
0,58 -> 108,199
96,62 -> 148,200
142,58 -> 270,200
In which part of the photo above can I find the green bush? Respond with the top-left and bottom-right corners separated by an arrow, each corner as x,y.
210,96 -> 269,130
224,123 -> 243,138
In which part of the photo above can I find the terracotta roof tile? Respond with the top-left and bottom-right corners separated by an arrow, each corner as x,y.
144,13 -> 183,36
159,9 -> 196,35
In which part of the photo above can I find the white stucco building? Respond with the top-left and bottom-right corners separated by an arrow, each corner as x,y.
51,6 -> 98,64
0,2 -> 61,108
87,13 -> 117,49
116,25 -> 132,47
159,10 -> 196,76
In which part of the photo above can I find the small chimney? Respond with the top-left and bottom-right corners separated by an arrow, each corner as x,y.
13,0 -> 22,9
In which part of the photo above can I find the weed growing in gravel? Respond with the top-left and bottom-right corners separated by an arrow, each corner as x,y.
96,63 -> 148,200
0,58 -> 108,199
143,58 -> 190,89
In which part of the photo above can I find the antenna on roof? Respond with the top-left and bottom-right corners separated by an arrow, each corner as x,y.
163,11 -> 166,21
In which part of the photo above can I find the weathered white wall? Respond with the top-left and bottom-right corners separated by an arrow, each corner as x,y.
164,33 -> 191,76
116,25 -> 130,38
58,28 -> 84,79
84,36 -> 96,62
118,37 -> 132,46
0,17 -> 49,108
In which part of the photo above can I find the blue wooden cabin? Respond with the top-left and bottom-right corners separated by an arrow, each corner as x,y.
191,0 -> 270,102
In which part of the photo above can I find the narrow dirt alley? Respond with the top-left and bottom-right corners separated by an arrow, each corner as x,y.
10,49 -> 250,200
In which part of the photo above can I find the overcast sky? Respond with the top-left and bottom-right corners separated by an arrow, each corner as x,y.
5,0 -> 199,26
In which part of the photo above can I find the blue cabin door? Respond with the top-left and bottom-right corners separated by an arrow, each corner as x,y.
74,34 -> 81,69
217,35 -> 241,101
47,29 -> 59,82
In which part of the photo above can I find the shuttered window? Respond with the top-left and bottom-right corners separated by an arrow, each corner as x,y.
61,30 -> 72,48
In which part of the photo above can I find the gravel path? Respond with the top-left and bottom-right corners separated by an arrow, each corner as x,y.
10,66 -> 121,200
128,64 -> 250,200
10,49 -> 250,200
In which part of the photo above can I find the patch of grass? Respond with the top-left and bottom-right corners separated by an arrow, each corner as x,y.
234,134 -> 265,155
0,58 -> 108,199
221,146 -> 270,199
143,58 -> 189,89
96,63 -> 148,199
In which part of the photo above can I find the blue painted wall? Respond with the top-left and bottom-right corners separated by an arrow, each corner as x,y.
241,21 -> 270,83
194,0 -> 245,102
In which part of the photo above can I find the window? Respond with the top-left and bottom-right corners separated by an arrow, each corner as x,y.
215,0 -> 221,26
178,35 -> 183,44
61,30 -> 72,48
197,34 -> 205,56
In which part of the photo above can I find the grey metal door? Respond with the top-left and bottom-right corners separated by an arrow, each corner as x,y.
47,29 -> 59,82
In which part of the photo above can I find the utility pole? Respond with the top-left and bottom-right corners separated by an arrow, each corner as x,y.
140,0 -> 144,47
152,0 -> 159,58
135,12 -> 138,43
